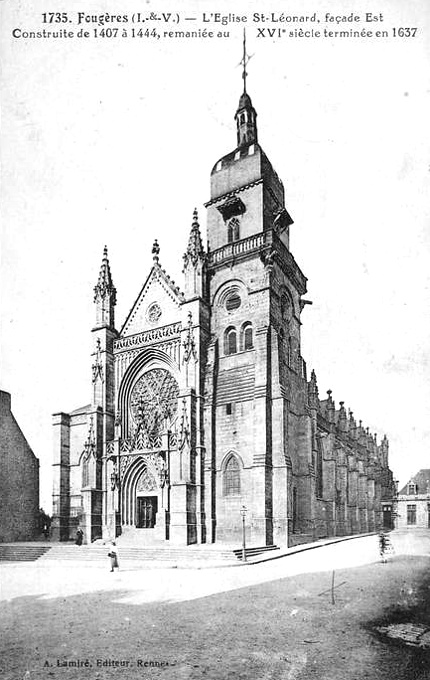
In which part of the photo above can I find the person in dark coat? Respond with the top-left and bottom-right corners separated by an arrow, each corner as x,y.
108,541 -> 119,572
75,528 -> 84,546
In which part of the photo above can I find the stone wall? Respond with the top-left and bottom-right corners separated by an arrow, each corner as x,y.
0,391 -> 39,541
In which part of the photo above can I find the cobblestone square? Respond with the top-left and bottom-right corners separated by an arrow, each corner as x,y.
1,532 -> 430,680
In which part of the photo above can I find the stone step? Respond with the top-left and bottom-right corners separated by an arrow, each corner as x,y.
0,542 -> 280,564
0,545 -> 52,561
232,545 -> 280,560
38,545 -> 237,562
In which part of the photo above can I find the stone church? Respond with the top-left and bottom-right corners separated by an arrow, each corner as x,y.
52,71 -> 395,547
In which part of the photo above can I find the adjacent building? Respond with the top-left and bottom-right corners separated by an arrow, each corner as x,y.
51,70 -> 395,547
0,390 -> 40,541
396,470 -> 430,529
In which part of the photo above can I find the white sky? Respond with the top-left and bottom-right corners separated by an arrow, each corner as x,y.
1,0 -> 430,512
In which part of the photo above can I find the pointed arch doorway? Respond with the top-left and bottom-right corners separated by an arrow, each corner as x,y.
135,467 -> 158,529
120,454 -> 169,542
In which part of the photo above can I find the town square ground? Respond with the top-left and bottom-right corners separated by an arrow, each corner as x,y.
1,530 -> 429,680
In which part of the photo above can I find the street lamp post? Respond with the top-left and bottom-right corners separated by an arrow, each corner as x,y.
241,505 -> 248,562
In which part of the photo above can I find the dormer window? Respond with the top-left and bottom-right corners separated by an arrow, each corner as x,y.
408,482 -> 417,495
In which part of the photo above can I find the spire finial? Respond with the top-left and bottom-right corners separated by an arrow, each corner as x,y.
240,28 -> 252,94
152,239 -> 160,264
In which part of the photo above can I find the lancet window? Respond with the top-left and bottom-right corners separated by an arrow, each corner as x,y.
224,455 -> 241,496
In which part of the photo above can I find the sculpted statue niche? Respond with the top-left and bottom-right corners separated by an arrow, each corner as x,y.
130,368 -> 179,438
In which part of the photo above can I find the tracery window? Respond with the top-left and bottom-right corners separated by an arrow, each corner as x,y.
224,455 -> 240,496
224,327 -> 237,355
147,302 -> 162,324
130,369 -> 179,438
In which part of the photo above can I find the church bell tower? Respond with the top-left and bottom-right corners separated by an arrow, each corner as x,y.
203,35 -> 309,548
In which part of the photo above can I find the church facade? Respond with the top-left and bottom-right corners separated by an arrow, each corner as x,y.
52,78 -> 395,547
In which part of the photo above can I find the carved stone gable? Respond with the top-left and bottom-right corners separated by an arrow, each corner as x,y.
121,266 -> 184,337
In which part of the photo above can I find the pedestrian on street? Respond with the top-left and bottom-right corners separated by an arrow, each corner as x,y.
379,531 -> 388,563
108,541 -> 119,572
43,524 -> 50,540
75,528 -> 84,546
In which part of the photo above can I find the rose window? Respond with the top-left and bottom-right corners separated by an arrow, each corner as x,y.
130,369 -> 179,437
147,303 -> 162,324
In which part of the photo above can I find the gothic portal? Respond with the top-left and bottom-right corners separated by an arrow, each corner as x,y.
52,70 -> 395,546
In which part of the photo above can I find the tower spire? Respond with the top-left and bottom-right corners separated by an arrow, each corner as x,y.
94,246 -> 116,300
183,208 -> 206,299
93,245 -> 116,329
183,208 -> 205,268
235,31 -> 257,148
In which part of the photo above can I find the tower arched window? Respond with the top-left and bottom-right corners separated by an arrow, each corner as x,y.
224,455 -> 241,496
82,456 -> 89,488
227,218 -> 240,243
241,322 -> 253,350
224,327 -> 237,355
82,454 -> 94,488
287,337 -> 292,367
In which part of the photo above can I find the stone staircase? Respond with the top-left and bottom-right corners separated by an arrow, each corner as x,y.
233,545 -> 280,560
38,544 -> 236,565
0,543 -> 52,561
0,541 -> 280,565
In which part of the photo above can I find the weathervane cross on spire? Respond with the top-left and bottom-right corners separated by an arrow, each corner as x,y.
239,28 -> 253,94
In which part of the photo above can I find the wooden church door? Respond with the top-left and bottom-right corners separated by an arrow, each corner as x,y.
137,497 -> 158,528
